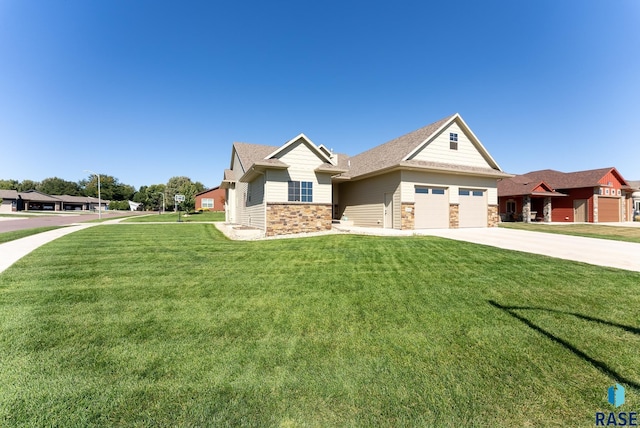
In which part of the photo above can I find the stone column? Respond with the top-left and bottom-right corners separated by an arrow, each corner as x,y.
449,204 -> 459,228
543,197 -> 551,222
523,195 -> 531,223
593,188 -> 599,223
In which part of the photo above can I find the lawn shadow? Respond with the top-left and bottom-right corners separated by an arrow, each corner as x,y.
488,300 -> 640,391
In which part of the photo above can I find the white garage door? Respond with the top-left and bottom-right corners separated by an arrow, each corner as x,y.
415,187 -> 449,229
458,189 -> 487,228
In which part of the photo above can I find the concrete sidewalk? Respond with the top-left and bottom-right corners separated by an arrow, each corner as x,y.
0,224 -> 97,273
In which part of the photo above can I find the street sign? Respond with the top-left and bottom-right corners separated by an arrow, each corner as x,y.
174,194 -> 185,203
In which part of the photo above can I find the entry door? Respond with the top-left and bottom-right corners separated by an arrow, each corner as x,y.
384,193 -> 393,228
573,199 -> 587,222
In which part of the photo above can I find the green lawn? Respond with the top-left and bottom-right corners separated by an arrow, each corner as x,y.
124,211 -> 225,223
0,226 -> 64,244
500,222 -> 640,243
1,224 -> 639,426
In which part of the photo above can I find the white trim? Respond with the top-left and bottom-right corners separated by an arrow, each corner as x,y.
265,133 -> 335,165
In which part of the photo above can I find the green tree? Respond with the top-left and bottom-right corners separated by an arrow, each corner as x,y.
17,180 -> 39,192
0,179 -> 19,190
165,177 -> 205,212
81,174 -> 136,201
38,177 -> 81,195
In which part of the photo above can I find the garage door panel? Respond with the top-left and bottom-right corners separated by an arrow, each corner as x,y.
599,197 -> 620,222
459,189 -> 487,228
415,187 -> 449,229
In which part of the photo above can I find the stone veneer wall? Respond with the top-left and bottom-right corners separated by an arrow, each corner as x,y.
266,203 -> 332,236
449,204 -> 459,229
488,205 -> 499,227
401,202 -> 415,230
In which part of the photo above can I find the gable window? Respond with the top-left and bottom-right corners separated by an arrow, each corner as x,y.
288,181 -> 313,202
201,198 -> 214,209
449,133 -> 458,150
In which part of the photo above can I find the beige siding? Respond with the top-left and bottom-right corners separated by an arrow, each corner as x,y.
400,171 -> 497,205
339,171 -> 401,228
266,139 -> 332,203
409,123 -> 492,169
244,174 -> 265,229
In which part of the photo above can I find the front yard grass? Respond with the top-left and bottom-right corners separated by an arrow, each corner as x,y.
0,226 -> 63,244
500,222 -> 640,243
1,224 -> 639,426
124,211 -> 225,223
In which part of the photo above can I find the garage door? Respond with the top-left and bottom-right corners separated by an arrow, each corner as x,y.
414,187 -> 449,229
599,197 -> 620,222
459,189 -> 487,228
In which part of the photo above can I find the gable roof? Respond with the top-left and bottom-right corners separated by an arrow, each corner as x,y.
498,174 -> 565,197
341,113 -> 507,180
524,167 -> 628,190
232,142 -> 279,173
266,133 -> 335,165
195,187 -> 221,197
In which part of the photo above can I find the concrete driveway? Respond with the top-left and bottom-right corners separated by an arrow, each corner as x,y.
334,224 -> 640,272
418,228 -> 640,272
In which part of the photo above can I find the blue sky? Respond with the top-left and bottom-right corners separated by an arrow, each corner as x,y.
1,0 -> 639,189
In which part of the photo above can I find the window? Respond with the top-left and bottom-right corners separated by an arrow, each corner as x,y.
459,189 -> 470,196
201,198 -> 214,209
415,188 -> 429,194
472,190 -> 483,197
450,132 -> 458,150
617,189 -> 621,196
506,200 -> 516,213
605,188 -> 610,195
288,181 -> 312,202
301,181 -> 313,202
432,188 -> 445,195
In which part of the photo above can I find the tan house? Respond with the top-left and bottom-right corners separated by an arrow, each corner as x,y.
221,113 -> 511,236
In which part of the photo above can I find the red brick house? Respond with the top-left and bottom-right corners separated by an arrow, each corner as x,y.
498,167 -> 634,223
195,187 -> 225,212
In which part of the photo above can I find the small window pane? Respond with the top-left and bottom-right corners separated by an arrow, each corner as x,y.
415,188 -> 429,194
301,181 -> 313,202
472,190 -> 483,197
459,189 -> 470,196
449,133 -> 458,142
432,188 -> 445,195
288,181 -> 300,202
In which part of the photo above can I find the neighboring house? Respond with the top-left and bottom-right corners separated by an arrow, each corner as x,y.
56,194 -> 105,211
0,189 -> 106,212
498,168 -> 633,223
0,189 -> 21,213
195,187 -> 225,212
628,180 -> 640,218
221,113 -> 511,236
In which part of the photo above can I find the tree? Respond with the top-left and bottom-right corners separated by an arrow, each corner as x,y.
17,180 -> 39,192
132,184 -> 166,211
81,174 -> 136,201
38,177 -> 81,195
0,179 -> 19,190
165,176 -> 205,212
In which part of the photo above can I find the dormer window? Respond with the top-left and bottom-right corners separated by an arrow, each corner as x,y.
449,133 -> 458,150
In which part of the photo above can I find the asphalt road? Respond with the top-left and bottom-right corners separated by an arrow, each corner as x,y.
0,211 -> 145,233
